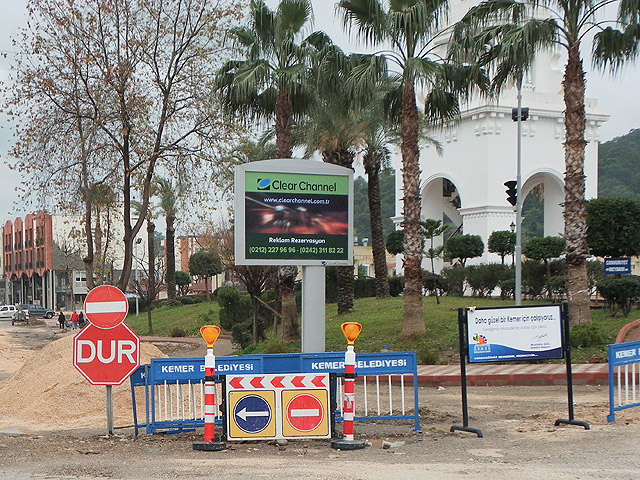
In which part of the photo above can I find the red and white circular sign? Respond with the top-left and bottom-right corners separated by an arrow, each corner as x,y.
84,285 -> 129,329
285,394 -> 324,432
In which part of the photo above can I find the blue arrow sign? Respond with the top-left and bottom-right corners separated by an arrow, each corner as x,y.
233,395 -> 271,434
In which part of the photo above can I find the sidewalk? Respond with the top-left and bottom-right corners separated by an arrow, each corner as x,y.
415,363 -> 608,387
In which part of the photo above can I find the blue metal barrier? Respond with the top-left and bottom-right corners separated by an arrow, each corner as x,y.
608,341 -> 640,422
130,351 -> 420,435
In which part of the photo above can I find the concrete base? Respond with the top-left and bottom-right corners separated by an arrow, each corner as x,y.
192,441 -> 226,451
331,439 -> 367,450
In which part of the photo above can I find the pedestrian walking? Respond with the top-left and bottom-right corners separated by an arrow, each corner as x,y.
70,311 -> 79,330
57,311 -> 66,330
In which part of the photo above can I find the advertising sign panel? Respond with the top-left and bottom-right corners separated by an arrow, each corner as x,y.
467,305 -> 563,363
235,159 -> 353,266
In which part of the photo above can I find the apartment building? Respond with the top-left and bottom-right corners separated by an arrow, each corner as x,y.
2,210 -> 145,310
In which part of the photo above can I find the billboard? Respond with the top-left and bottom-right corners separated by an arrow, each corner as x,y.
466,305 -> 563,363
234,159 -> 353,266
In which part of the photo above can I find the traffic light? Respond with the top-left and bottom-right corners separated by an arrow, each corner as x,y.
504,180 -> 517,206
511,107 -> 529,122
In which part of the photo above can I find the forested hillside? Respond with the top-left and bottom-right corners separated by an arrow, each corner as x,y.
599,129 -> 640,199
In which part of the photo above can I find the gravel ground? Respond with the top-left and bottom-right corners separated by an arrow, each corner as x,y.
1,319 -> 639,479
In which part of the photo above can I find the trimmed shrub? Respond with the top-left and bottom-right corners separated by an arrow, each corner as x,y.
422,271 -> 447,296
522,259 -> 546,298
170,326 -> 186,337
354,277 -> 376,298
597,276 -> 640,316
216,286 -> 248,331
441,267 -> 465,296
388,276 -> 405,297
178,295 -> 197,305
465,264 -> 507,298
571,323 -> 607,348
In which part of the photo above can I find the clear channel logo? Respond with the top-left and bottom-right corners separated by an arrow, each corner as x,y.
257,178 -> 271,190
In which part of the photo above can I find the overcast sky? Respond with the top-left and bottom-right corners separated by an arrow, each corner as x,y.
1,0 -> 638,222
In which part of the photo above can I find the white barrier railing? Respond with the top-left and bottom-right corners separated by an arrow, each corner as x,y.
608,341 -> 640,422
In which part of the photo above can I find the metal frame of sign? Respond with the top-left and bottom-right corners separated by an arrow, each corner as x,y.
234,159 -> 354,266
225,373 -> 331,441
451,302 -> 589,437
466,304 -> 563,363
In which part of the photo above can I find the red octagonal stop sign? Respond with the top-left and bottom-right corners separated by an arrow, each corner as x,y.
73,323 -> 140,385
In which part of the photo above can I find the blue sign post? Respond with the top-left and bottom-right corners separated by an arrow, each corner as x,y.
232,395 -> 272,435
604,257 -> 632,276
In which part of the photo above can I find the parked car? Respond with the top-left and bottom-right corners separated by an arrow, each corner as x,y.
17,304 -> 55,319
0,305 -> 17,319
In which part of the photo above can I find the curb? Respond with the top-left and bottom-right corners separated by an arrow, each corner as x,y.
413,364 -> 609,387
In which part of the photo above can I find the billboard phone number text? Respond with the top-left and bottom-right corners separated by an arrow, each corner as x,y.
248,246 -> 345,255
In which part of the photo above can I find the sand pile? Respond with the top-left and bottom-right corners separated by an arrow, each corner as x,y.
0,334 -> 166,433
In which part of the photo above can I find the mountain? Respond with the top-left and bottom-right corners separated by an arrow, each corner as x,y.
598,129 -> 640,200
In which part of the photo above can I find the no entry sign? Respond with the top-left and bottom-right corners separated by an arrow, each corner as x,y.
285,393 -> 324,432
73,323 -> 140,385
84,285 -> 128,329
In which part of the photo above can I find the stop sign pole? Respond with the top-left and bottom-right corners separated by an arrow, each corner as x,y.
74,285 -> 138,436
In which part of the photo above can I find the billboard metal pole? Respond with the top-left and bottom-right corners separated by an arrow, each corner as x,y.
302,266 -> 326,353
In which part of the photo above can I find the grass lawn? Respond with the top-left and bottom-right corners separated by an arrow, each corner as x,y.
126,301 -> 220,337
126,296 -> 636,364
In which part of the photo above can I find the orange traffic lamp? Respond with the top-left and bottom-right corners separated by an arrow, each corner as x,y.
200,325 -> 221,348
341,322 -> 362,345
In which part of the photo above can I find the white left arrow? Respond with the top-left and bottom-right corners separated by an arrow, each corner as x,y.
237,407 -> 269,422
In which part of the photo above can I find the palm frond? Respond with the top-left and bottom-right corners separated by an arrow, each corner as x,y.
338,0 -> 387,47
277,0 -> 314,35
593,24 -> 640,72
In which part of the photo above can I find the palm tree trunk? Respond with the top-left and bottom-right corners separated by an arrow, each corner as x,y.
166,213 -> 177,305
275,91 -> 293,158
400,82 -> 426,338
365,153 -> 390,298
337,266 -> 354,314
563,43 -> 591,326
323,149 -> 356,313
279,267 -> 299,342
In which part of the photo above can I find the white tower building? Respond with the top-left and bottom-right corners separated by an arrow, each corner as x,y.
393,4 -> 608,273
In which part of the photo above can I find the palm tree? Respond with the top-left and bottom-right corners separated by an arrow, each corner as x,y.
215,0 -> 315,158
156,178 -> 179,306
339,0 -> 486,338
301,36 -> 368,313
362,133 -> 392,299
451,0 -> 640,325
215,0 -> 316,340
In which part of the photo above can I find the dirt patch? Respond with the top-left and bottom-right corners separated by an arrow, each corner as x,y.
0,332 -> 166,433
2,322 -> 640,479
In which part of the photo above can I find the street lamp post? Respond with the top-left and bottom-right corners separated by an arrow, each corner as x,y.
513,82 -> 526,307
510,221 -> 516,267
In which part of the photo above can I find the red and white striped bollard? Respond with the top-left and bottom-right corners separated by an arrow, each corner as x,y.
193,325 -> 226,451
332,322 -> 367,450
